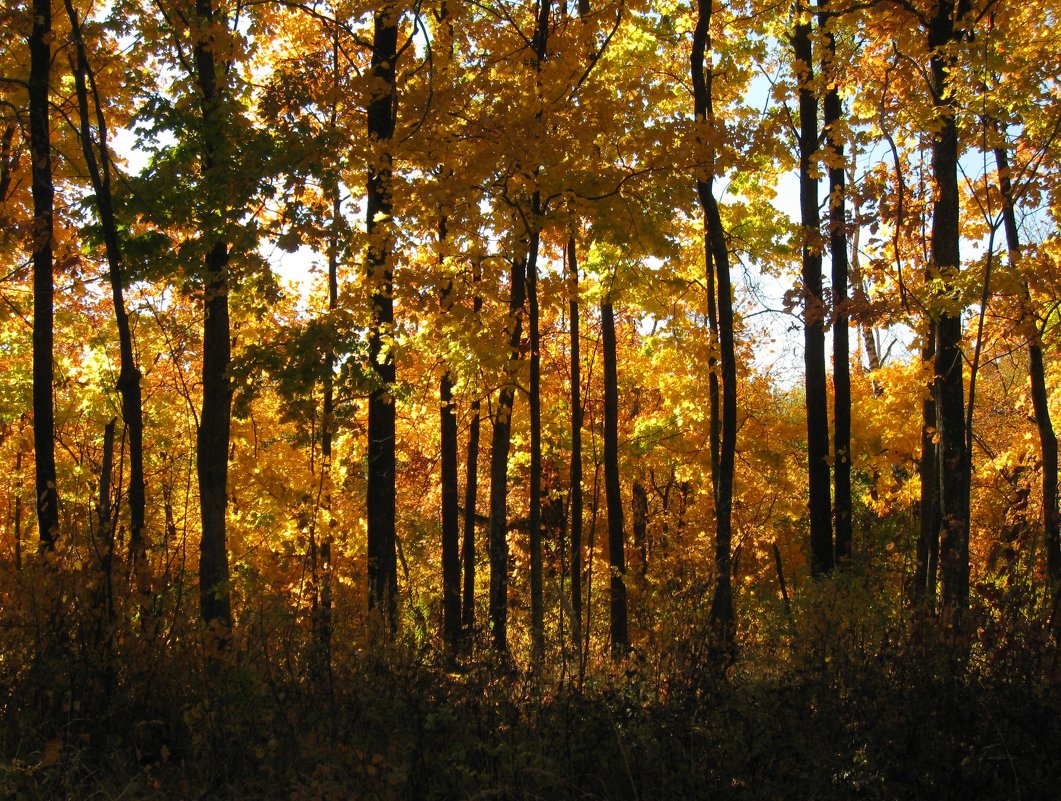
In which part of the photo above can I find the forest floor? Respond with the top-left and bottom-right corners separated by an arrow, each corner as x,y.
3,625 -> 1060,801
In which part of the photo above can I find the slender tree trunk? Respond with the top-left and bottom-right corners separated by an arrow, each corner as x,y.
29,0 -> 60,551
601,297 -> 628,658
439,218 -> 462,649
488,255 -> 527,653
462,272 -> 483,643
366,3 -> 399,622
693,0 -> 737,645
65,0 -> 148,573
194,0 -> 232,629
820,5 -> 851,562
95,418 -> 118,640
567,236 -> 584,649
915,324 -> 941,601
14,442 -> 24,571
706,248 -> 721,498
793,3 -> 834,576
929,0 -> 969,624
313,186 -> 340,681
526,0 -> 551,665
528,218 -> 545,662
994,144 -> 1061,634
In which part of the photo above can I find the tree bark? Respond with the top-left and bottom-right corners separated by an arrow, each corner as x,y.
65,0 -> 148,573
915,324 -> 940,601
601,297 -> 628,658
194,0 -> 232,629
528,217 -> 545,662
29,0 -> 60,552
462,271 -> 483,643
693,0 -> 737,646
488,254 -> 527,653
793,3 -> 834,576
366,3 -> 400,623
994,144 -> 1061,634
439,219 -> 462,650
526,0 -> 551,665
820,4 -> 851,563
567,236 -> 584,649
929,0 -> 970,625
312,185 -> 340,681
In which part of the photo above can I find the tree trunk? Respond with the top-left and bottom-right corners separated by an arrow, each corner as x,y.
915,324 -> 940,602
194,0 -> 232,629
312,185 -> 341,682
526,0 -> 551,665
601,297 -> 628,658
693,0 -> 737,646
488,255 -> 527,653
366,3 -> 400,623
929,0 -> 969,625
65,0 -> 148,573
29,0 -> 60,552
567,236 -> 584,649
439,219 -> 462,650
793,4 -> 834,576
994,144 -> 1061,634
820,5 -> 851,563
462,273 -> 483,644
528,217 -> 545,662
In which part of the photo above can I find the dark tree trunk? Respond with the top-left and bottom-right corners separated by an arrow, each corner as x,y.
915,324 -> 940,601
29,0 -> 60,551
366,4 -> 399,623
528,219 -> 545,661
462,274 -> 483,643
526,0 -> 551,665
567,236 -> 584,649
488,255 -> 527,653
994,145 -> 1061,634
95,418 -> 118,639
601,298 -> 628,658
929,0 -> 969,624
194,0 -> 232,629
439,219 -> 461,650
693,0 -> 736,646
820,6 -> 851,563
65,0 -> 148,573
793,4 -> 834,576
312,186 -> 341,681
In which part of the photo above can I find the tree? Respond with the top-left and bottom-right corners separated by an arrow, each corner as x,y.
692,0 -> 737,646
820,0 -> 851,563
567,235 -> 585,651
64,0 -> 149,574
29,0 -> 59,551
928,0 -> 971,624
193,0 -> 235,630
365,1 -> 400,622
793,0 -> 833,576
601,289 -> 628,657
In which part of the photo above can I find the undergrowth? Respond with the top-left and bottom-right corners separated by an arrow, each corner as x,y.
2,565 -> 1059,800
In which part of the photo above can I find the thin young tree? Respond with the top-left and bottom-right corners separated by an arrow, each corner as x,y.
365,1 -> 400,621
29,0 -> 60,551
64,0 -> 149,573
692,0 -> 737,644
793,0 -> 834,576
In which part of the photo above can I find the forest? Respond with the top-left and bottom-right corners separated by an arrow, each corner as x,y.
1,0 -> 1060,797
